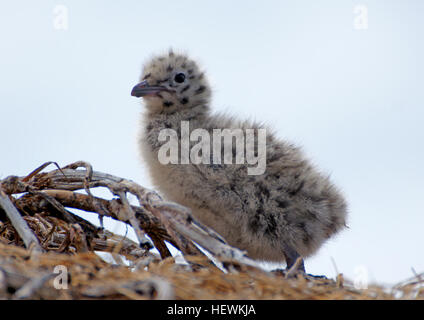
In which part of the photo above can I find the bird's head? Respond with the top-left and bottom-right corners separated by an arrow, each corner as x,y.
131,50 -> 211,114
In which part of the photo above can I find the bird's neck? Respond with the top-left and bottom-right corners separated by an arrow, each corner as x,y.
142,104 -> 212,152
145,104 -> 211,131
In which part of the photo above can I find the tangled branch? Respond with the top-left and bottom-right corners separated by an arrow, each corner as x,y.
0,161 -> 261,269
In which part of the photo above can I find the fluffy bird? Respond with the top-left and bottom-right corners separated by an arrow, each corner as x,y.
131,50 -> 347,272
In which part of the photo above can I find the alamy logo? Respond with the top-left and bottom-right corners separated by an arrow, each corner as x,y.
53,5 -> 69,31
353,5 -> 368,30
157,121 -> 267,175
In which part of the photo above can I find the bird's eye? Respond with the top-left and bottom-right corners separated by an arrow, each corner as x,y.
174,73 -> 186,83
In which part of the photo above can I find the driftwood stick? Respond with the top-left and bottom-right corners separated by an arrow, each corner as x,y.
33,190 -> 163,232
0,265 -> 33,295
3,162 -> 265,270
148,234 -> 172,259
62,161 -> 110,224
113,180 -> 204,257
12,272 -> 56,299
115,189 -> 152,250
42,166 -> 260,266
0,189 -> 43,252
21,161 -> 64,183
9,192 -> 155,257
34,167 -> 203,257
13,189 -> 174,258
153,202 -> 262,269
93,229 -> 153,259
29,189 -> 78,224
37,189 -> 174,254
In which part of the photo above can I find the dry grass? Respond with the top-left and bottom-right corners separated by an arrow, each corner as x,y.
0,162 -> 423,300
0,240 -> 423,300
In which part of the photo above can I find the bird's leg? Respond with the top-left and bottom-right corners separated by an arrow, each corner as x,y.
283,243 -> 305,274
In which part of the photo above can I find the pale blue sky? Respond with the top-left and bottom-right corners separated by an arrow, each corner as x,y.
1,1 -> 423,286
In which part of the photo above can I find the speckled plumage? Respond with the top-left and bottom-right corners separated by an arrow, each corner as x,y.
133,50 -> 348,270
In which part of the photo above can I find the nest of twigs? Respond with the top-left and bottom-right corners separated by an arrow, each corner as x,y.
0,161 -> 423,299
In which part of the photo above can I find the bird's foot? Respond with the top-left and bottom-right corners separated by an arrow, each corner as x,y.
284,257 -> 306,279
282,244 -> 305,278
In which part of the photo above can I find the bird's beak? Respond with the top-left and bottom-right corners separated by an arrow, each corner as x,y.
131,80 -> 167,98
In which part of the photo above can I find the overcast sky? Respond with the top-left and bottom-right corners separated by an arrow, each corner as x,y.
1,0 -> 423,286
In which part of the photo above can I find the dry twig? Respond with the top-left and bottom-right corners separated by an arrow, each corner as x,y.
1,161 -> 263,270
0,189 -> 43,252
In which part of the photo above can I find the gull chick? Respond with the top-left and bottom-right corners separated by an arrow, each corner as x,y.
131,50 -> 348,271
